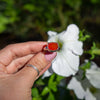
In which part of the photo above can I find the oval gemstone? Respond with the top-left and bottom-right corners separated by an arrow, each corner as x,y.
48,42 -> 58,51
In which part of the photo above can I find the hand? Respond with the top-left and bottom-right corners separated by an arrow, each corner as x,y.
0,41 -> 56,100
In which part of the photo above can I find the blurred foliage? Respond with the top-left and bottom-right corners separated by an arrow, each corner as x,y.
0,0 -> 100,41
79,30 -> 90,42
32,74 -> 75,100
80,61 -> 91,71
0,0 -> 100,100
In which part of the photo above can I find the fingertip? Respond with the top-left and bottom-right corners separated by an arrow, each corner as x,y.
45,52 -> 57,62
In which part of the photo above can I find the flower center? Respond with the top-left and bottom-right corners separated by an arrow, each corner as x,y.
90,87 -> 97,94
57,39 -> 63,51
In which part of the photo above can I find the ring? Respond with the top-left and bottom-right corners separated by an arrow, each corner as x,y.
43,42 -> 60,52
27,64 -> 39,76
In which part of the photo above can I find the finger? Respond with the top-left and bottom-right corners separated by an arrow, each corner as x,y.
0,63 -> 7,74
36,63 -> 51,80
6,54 -> 33,74
16,52 -> 57,87
0,41 -> 47,66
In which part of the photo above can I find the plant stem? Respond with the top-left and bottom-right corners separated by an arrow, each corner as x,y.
92,49 -> 100,55
84,49 -> 100,56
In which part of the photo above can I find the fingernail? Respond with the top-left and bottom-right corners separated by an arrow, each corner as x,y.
45,52 -> 57,61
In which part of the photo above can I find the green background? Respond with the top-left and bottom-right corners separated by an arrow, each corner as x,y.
0,0 -> 100,48
0,0 -> 100,100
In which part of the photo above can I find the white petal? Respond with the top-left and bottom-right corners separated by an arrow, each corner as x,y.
86,68 -> 100,89
62,24 -> 79,41
47,31 -> 57,37
67,24 -> 79,35
85,88 -> 96,100
48,35 -> 58,42
52,50 -> 79,77
67,77 -> 85,99
90,61 -> 99,70
64,41 -> 83,55
52,55 -> 74,76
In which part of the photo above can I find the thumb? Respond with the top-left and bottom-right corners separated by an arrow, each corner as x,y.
16,51 -> 57,87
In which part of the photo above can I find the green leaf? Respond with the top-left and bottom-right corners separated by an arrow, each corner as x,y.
0,16 -> 9,33
23,4 -> 35,12
48,74 -> 57,92
32,97 -> 42,100
41,87 -> 50,96
85,42 -> 100,58
36,78 -> 45,85
0,25 -> 6,33
91,0 -> 100,4
65,0 -> 82,10
80,61 -> 91,71
91,42 -> 97,50
31,88 -> 39,97
79,30 -> 90,41
56,75 -> 64,83
47,92 -> 55,100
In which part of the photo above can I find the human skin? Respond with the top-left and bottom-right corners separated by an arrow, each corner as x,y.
0,41 -> 56,100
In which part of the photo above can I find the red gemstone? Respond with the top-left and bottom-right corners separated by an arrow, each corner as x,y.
48,42 -> 58,51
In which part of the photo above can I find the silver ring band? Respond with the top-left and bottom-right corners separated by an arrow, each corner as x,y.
27,64 -> 39,76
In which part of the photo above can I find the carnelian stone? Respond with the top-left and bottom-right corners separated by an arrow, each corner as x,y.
48,42 -> 58,51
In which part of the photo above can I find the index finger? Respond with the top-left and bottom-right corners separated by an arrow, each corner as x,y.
0,41 -> 47,66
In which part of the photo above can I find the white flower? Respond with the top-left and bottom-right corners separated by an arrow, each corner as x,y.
86,62 -> 100,89
67,77 -> 86,99
43,24 -> 83,77
85,88 -> 96,100
67,61 -> 100,100
67,77 -> 97,100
